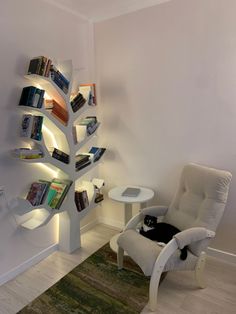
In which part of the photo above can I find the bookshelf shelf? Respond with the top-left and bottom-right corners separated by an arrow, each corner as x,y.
75,122 -> 100,151
11,56 -> 105,253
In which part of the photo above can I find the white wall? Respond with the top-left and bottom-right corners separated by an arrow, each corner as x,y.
0,0 -> 94,279
95,0 -> 236,254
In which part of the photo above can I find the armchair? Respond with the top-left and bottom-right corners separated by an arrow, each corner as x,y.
117,163 -> 232,311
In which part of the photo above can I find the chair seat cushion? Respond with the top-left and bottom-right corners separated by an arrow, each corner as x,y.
117,229 -> 198,276
118,229 -> 161,276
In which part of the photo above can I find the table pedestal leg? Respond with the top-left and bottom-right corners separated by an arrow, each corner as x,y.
124,203 -> 132,225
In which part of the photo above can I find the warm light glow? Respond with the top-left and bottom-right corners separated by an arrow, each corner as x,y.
44,91 -> 52,100
42,125 -> 58,149
37,163 -> 59,177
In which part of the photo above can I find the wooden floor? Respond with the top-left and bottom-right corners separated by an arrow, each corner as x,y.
0,224 -> 235,314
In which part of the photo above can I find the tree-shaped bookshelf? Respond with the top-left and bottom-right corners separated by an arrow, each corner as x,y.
11,57 -> 104,253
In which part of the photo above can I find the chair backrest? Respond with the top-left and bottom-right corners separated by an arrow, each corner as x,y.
163,163 -> 232,233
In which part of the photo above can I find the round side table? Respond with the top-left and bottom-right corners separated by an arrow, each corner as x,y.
108,185 -> 154,253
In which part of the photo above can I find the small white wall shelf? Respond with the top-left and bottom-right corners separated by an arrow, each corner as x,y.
11,58 -> 103,253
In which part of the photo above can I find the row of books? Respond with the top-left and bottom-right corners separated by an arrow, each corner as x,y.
27,56 -> 52,77
50,64 -> 69,95
70,92 -> 86,113
75,147 -> 106,171
12,148 -> 43,159
52,148 -> 69,164
27,56 -> 70,95
26,178 -> 72,209
21,114 -> 43,141
19,86 -> 45,108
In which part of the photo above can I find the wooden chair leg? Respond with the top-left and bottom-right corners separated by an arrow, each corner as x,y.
149,265 -> 163,311
195,251 -> 207,288
117,246 -> 124,270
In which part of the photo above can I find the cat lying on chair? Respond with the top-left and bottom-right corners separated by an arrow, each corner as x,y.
139,215 -> 188,260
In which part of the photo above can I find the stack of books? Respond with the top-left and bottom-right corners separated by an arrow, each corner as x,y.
27,56 -> 52,77
70,92 -> 86,112
75,154 -> 91,171
89,147 -> 106,162
12,148 -> 43,159
50,65 -> 69,94
74,190 -> 89,212
79,84 -> 97,106
78,116 -> 98,135
52,148 -> 69,164
19,86 -> 45,108
26,178 -> 72,209
47,99 -> 69,125
21,114 -> 43,141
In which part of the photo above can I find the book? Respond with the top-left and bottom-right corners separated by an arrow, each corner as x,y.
79,84 -> 97,106
95,192 -> 104,203
12,148 -> 43,159
21,114 -> 33,137
27,57 -> 42,75
31,116 -> 43,141
48,179 -> 72,209
70,92 -> 86,112
88,147 -> 106,162
75,154 -> 90,167
26,181 -> 49,206
122,187 -> 141,197
51,100 -> 68,125
52,148 -> 70,164
75,190 -> 89,212
76,160 -> 91,171
50,65 -> 69,94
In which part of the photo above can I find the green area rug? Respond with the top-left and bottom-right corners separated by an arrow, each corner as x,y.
18,243 -> 150,314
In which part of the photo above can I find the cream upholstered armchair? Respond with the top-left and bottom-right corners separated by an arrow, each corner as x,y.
117,163 -> 232,311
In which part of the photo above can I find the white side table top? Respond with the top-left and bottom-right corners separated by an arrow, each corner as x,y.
108,185 -> 154,204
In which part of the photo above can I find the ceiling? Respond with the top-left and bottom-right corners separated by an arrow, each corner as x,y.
45,0 -> 172,22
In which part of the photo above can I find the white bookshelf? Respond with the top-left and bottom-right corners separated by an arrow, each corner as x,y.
11,58 -> 103,253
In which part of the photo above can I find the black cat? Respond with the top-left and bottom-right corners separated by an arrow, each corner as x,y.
140,215 -> 188,260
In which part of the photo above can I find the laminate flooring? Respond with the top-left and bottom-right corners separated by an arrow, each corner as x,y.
0,224 -> 235,314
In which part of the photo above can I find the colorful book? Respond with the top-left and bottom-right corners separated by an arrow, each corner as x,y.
26,181 -> 49,206
48,179 -> 72,209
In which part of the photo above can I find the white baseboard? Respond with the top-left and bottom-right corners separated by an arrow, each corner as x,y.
80,218 -> 99,234
207,247 -> 236,264
97,216 -> 123,231
0,243 -> 58,286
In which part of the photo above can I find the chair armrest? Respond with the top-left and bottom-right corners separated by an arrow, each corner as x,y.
141,206 -> 168,217
123,206 -> 168,231
123,212 -> 144,231
174,227 -> 215,249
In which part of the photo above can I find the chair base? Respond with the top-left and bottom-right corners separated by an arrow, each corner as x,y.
195,251 -> 207,288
